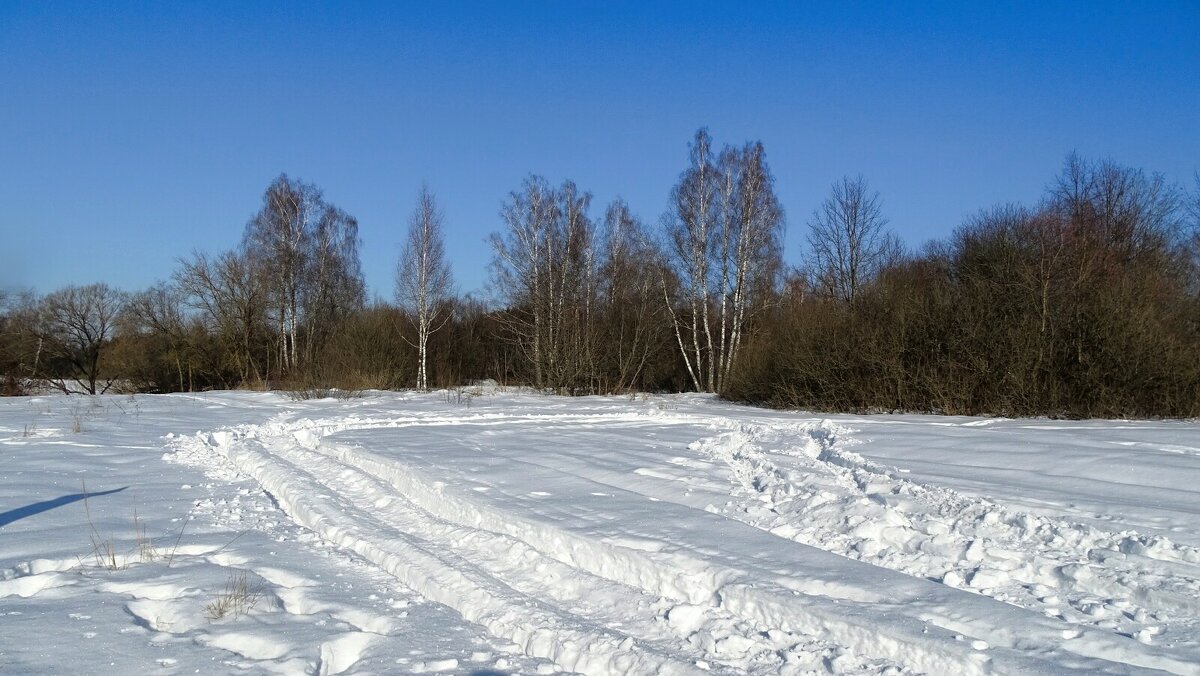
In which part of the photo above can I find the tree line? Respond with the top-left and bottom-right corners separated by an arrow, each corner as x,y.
2,131 -> 1198,417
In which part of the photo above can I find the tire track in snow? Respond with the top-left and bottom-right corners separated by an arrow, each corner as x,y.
183,412 -> 914,674
270,427 -> 997,675
266,433 -> 898,675
179,418 -> 969,673
207,431 -> 703,675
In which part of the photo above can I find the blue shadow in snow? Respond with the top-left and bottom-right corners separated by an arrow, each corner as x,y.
0,486 -> 128,528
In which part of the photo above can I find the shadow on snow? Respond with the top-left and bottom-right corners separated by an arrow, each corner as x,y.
0,486 -> 128,528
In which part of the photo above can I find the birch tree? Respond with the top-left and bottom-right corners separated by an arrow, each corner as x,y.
806,175 -> 900,306
305,203 -> 365,366
396,185 -> 453,391
663,129 -> 716,392
663,130 -> 783,394
490,176 -> 598,392
491,175 -> 554,389
553,180 -> 599,391
243,176 -> 315,374
243,175 -> 364,379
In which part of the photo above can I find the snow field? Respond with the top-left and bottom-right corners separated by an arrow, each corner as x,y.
690,422 -> 1200,644
2,391 -> 1199,674
0,394 -> 560,674
177,401 -> 1198,673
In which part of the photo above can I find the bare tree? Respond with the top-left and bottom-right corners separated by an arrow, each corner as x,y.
0,289 -> 34,394
554,180 -> 600,391
243,175 -> 364,378
716,141 -> 784,390
243,176 -> 314,374
663,129 -> 716,392
176,250 -> 267,385
396,185 -> 454,391
806,175 -> 901,306
1052,153 -> 1180,254
491,175 -> 555,389
124,282 -> 192,391
1189,173 -> 1200,288
597,199 -> 669,392
1191,172 -> 1200,225
1190,171 -> 1200,229
31,283 -> 127,394
663,129 -> 783,393
490,176 -> 598,391
304,202 -> 365,366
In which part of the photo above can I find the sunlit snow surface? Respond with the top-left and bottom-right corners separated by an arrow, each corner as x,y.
1,390 -> 1197,674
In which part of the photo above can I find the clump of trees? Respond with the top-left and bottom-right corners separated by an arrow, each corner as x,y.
488,175 -> 681,393
728,156 -> 1200,418
1,140 -> 1197,418
662,130 -> 784,394
0,284 -> 126,394
243,175 -> 366,380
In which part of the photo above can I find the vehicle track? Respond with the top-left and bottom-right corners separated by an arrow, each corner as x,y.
172,407 -> 1198,674
266,432 -> 911,674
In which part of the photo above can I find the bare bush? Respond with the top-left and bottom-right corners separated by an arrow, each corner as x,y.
284,386 -> 363,401
204,570 -> 261,620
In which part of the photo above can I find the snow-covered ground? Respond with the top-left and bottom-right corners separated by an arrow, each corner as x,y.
1,390 -> 1197,674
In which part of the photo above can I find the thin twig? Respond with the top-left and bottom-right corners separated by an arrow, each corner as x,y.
211,529 -> 250,556
166,512 -> 192,568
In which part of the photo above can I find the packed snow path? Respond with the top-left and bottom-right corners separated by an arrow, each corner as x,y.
3,391 -> 1199,674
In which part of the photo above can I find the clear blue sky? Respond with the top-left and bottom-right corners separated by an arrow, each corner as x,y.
2,1 -> 1197,300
